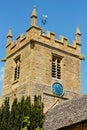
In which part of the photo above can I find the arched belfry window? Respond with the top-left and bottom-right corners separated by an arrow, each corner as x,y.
52,55 -> 62,79
14,56 -> 20,81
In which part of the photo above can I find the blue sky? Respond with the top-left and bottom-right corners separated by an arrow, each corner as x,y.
0,0 -> 87,95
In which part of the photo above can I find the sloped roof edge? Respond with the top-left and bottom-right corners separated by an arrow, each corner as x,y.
44,94 -> 87,130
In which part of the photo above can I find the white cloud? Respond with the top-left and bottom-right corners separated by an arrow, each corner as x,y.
0,67 -> 4,82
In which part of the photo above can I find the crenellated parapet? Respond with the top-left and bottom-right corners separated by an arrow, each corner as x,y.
5,6 -> 84,60
6,25 -> 84,60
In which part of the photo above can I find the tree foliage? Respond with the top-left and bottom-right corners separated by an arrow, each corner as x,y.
0,95 -> 44,130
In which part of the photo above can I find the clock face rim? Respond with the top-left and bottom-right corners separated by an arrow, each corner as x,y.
52,82 -> 64,97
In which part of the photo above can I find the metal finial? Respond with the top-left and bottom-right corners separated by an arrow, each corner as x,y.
41,15 -> 48,25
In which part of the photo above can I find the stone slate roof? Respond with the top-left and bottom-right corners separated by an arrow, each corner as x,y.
44,94 -> 87,130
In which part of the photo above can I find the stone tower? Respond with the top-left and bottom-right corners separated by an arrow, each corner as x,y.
1,7 -> 84,112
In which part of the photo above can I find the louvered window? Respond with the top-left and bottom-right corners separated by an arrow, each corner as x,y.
52,56 -> 61,79
14,57 -> 20,81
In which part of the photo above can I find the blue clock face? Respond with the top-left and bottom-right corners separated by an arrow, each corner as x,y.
52,82 -> 64,97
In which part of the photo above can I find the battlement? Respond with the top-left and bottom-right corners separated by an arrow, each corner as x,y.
6,25 -> 84,60
5,6 -> 84,60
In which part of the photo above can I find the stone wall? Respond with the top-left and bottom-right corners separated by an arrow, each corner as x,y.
1,13 -> 84,111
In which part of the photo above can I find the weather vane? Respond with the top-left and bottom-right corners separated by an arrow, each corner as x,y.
41,15 -> 48,25
41,15 -> 48,34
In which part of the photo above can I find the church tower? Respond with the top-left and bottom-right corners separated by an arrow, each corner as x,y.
1,7 -> 84,112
